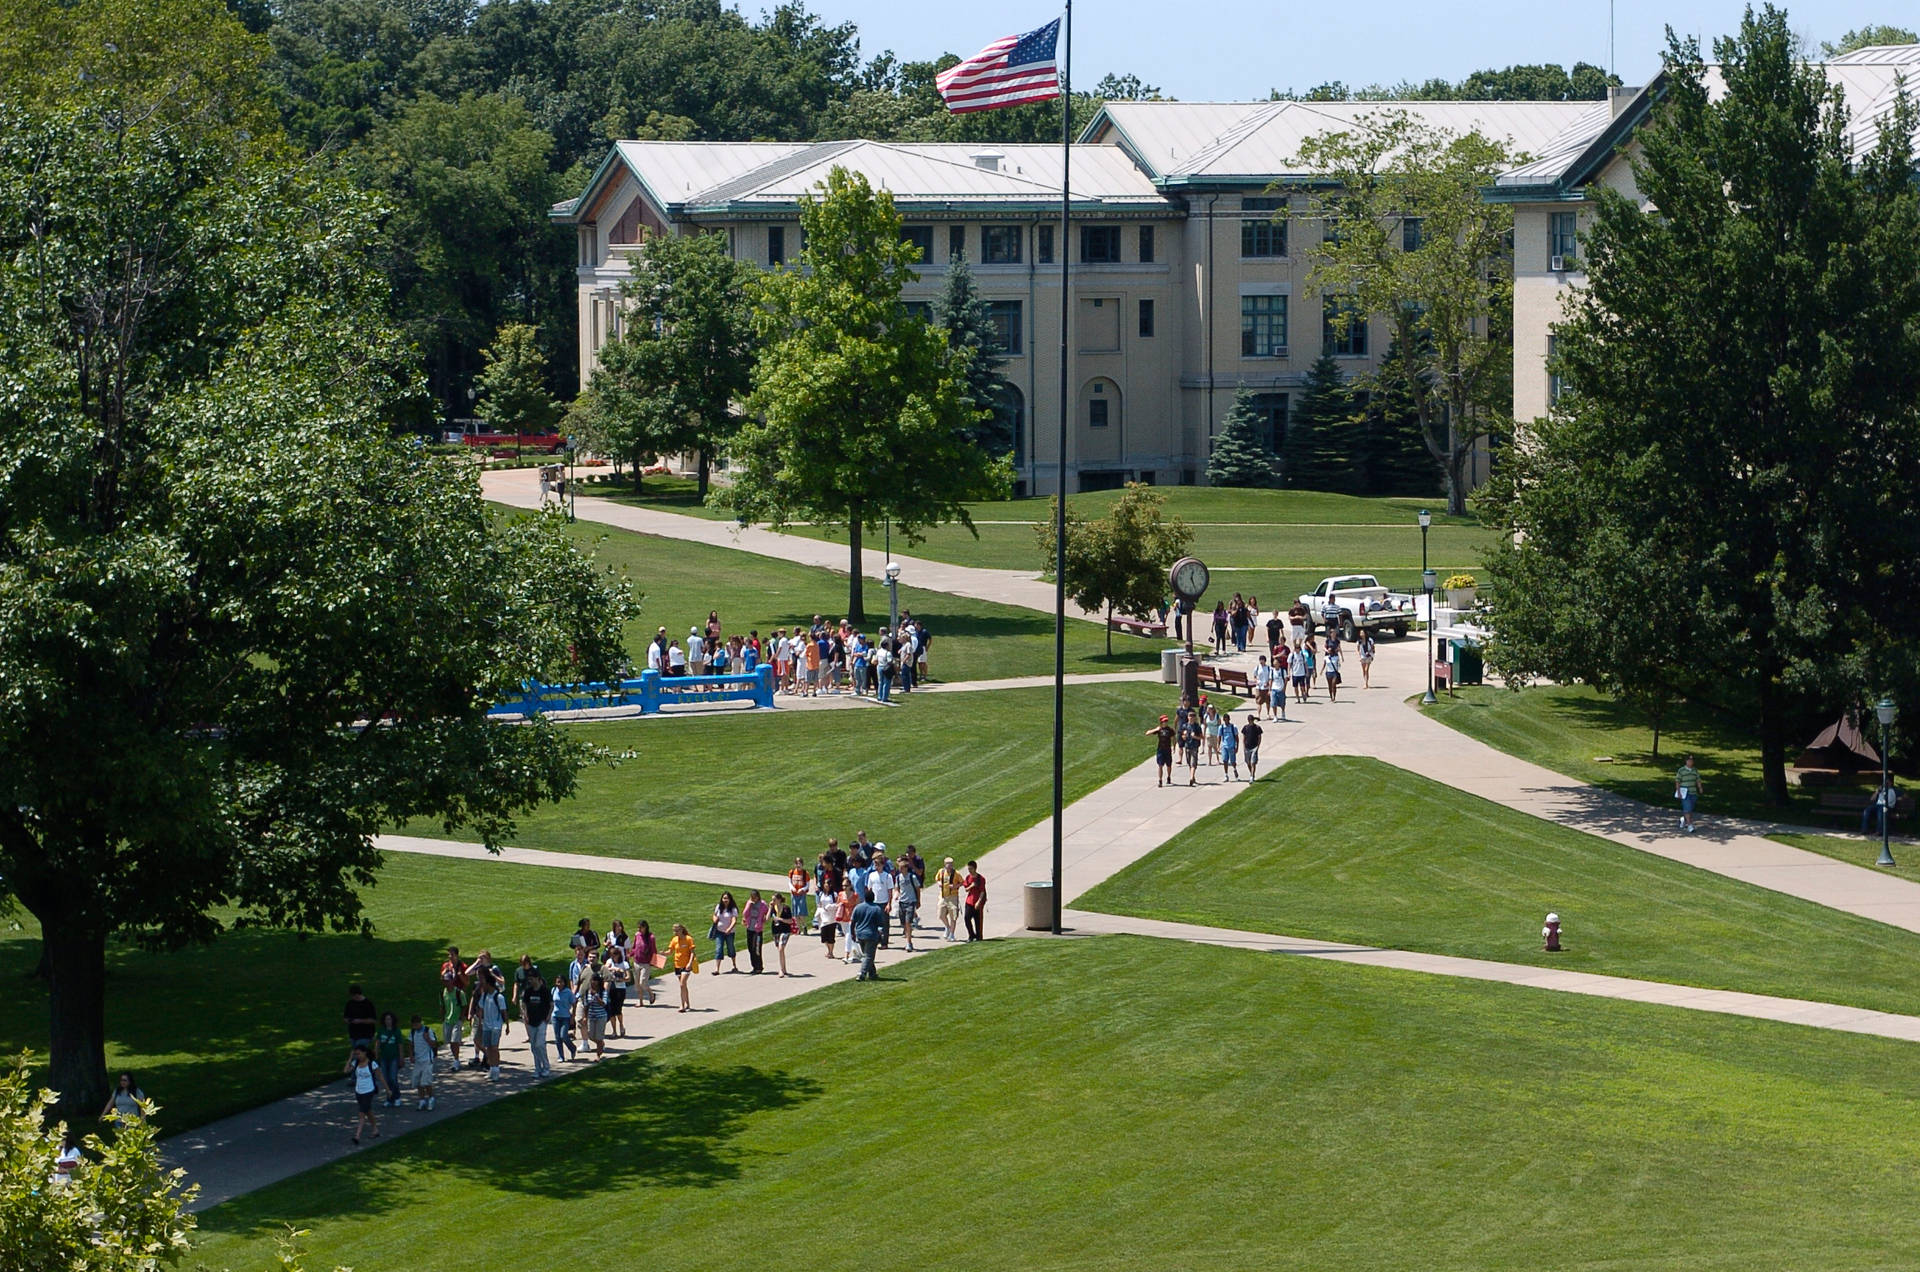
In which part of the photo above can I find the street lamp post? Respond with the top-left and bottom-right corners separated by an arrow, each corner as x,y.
1422,568 -> 1438,706
566,439 -> 577,523
1877,697 -> 1897,868
885,560 -> 901,641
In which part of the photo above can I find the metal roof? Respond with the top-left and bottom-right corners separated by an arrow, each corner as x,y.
1094,99 -> 1601,184
1492,44 -> 1920,191
609,139 -> 1170,215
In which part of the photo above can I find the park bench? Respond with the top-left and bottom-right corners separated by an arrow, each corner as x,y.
1812,789 -> 1914,819
1198,666 -> 1253,697
1108,616 -> 1169,639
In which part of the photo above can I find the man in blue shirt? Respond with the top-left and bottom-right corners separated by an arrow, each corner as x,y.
850,891 -> 887,981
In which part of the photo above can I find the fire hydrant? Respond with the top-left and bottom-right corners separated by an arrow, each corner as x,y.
1542,912 -> 1562,952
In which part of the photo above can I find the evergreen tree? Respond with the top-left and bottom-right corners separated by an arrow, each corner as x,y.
1358,339 -> 1440,495
1207,389 -> 1282,487
476,322 -> 562,434
1282,355 -> 1360,492
931,252 -> 1012,455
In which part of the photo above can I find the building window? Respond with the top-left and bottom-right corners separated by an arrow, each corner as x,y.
768,225 -> 785,266
1088,398 -> 1110,428
1241,197 -> 1286,257
1139,224 -> 1155,263
949,225 -> 967,260
1322,217 -> 1344,246
1402,217 -> 1424,252
980,225 -> 1022,264
987,300 -> 1023,355
901,301 -> 933,323
1081,225 -> 1122,263
1324,299 -> 1368,356
1549,211 -> 1578,265
1138,297 -> 1155,338
902,225 -> 933,263
1240,294 -> 1288,358
1547,334 -> 1565,404
1037,224 -> 1054,263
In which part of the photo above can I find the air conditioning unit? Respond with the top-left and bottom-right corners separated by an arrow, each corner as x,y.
1550,254 -> 1569,273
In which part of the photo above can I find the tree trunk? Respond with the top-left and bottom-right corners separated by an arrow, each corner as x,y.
1105,601 -> 1113,656
696,451 -> 710,500
1759,674 -> 1792,805
847,515 -> 865,623
44,911 -> 110,1129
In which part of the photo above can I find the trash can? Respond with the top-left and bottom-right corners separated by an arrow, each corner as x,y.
1450,638 -> 1484,686
1161,647 -> 1184,683
1024,881 -> 1056,931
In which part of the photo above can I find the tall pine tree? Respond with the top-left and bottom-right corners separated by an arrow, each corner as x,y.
1207,389 -> 1282,487
1282,355 -> 1359,492
1358,339 -> 1440,495
932,252 -> 1013,455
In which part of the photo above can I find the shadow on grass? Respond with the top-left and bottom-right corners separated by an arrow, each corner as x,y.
197,1055 -> 825,1234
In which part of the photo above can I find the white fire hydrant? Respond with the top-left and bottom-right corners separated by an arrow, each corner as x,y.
1543,912 -> 1562,952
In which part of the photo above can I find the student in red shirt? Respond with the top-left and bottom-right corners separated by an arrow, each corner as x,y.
962,861 -> 987,942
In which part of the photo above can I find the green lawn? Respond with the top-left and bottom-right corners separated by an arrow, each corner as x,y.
541,511 -> 1167,679
0,855 -> 755,1134
578,477 -> 1493,575
1422,683 -> 1843,829
1771,831 -> 1916,873
1076,755 -> 1920,1016
193,936 -> 1920,1270
406,683 -> 1197,871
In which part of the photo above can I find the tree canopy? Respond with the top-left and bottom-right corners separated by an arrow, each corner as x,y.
1207,391 -> 1283,488
730,167 -> 1008,621
1481,8 -> 1920,803
0,81 -> 634,1122
1295,111 -> 1516,513
1035,485 -> 1194,654
932,252 -> 1013,456
588,228 -> 758,495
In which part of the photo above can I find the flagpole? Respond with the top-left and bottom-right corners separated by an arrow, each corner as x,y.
1050,0 -> 1071,937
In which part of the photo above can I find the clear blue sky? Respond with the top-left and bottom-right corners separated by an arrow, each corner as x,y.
803,1 -> 1899,100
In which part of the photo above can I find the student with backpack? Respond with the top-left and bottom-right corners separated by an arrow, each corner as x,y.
408,1015 -> 440,1110
344,1045 -> 389,1146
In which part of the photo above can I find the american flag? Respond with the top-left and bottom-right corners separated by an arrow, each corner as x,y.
936,19 -> 1062,114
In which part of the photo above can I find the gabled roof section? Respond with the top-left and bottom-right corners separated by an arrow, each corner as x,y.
1490,43 -> 1920,199
1090,99 -> 1602,187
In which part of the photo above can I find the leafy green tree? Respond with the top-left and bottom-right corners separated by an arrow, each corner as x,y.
1035,485 -> 1194,654
1207,390 -> 1282,488
731,167 -> 1009,621
1282,355 -> 1359,493
1356,339 -> 1441,497
1481,10 -> 1920,804
349,91 -> 575,425
932,252 -> 1012,455
477,322 -> 562,434
1821,24 -> 1918,56
0,1055 -> 195,1269
0,99 -> 635,1125
589,229 -> 758,497
1296,111 -> 1517,513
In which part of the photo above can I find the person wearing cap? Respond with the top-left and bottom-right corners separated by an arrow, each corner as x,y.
1147,715 -> 1175,786
686,626 -> 705,676
935,857 -> 962,941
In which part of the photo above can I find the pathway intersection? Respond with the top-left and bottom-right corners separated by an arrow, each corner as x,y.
167,477 -> 1920,1209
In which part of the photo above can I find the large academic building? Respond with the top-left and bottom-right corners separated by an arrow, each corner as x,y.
555,98 -> 1594,496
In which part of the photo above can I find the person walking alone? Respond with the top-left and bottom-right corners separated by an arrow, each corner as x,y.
521,969 -> 554,1079
962,861 -> 987,941
1675,755 -> 1704,833
344,1045 -> 388,1146
1241,713 -> 1264,781
850,890 -> 886,980
1148,715 -> 1175,787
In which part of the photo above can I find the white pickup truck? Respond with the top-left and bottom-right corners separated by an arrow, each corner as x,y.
1296,575 -> 1418,640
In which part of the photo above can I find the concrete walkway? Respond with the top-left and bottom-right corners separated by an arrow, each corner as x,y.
1062,910 -> 1920,1043
484,467 -> 1086,620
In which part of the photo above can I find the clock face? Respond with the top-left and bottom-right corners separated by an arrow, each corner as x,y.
1170,556 -> 1210,600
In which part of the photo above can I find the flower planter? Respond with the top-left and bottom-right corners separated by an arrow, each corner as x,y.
1445,587 -> 1477,610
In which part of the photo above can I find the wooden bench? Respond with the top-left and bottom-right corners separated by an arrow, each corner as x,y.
1198,666 -> 1253,697
1108,616 -> 1169,639
1813,789 -> 1914,819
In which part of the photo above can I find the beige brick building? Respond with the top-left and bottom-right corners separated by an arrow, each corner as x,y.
556,100 -> 1594,495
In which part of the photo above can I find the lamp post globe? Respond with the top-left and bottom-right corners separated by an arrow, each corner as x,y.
1877,696 -> 1897,868
1421,567 -> 1439,706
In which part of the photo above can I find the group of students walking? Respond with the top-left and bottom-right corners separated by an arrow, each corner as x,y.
640,609 -> 932,702
1149,697 -> 1268,786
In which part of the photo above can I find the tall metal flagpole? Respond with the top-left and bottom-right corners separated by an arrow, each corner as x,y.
1050,0 -> 1072,936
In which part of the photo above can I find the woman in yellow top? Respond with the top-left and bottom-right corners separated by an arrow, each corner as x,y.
666,923 -> 700,1013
